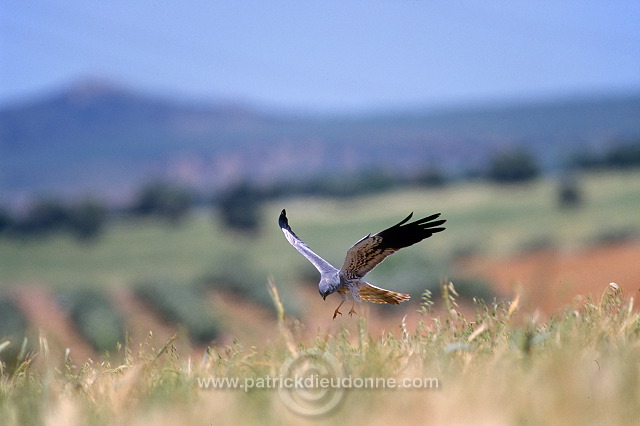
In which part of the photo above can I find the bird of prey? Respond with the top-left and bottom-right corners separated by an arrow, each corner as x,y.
278,209 -> 446,319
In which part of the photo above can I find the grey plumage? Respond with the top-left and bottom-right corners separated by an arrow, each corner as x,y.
278,209 -> 446,317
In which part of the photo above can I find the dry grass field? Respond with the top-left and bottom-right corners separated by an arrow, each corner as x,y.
1,282 -> 639,425
1,170 -> 639,424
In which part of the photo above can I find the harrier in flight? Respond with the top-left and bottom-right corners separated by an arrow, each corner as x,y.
279,209 -> 446,319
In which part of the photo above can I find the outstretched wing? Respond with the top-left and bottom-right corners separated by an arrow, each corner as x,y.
340,212 -> 446,279
279,209 -> 338,275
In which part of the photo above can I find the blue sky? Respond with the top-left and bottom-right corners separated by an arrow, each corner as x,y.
1,0 -> 639,112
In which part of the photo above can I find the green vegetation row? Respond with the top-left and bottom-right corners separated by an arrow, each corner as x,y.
0,298 -> 29,371
134,281 -> 220,345
56,289 -> 126,353
0,283 -> 225,357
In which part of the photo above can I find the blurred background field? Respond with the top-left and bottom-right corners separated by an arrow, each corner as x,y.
1,168 -> 639,357
1,2 -> 640,423
2,170 -> 639,288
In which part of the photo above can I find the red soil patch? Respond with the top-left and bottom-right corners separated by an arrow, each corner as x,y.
111,287 -> 190,355
12,286 -> 96,362
456,241 -> 640,315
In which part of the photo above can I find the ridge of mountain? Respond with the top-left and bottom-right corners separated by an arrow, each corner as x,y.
1,80 -> 639,203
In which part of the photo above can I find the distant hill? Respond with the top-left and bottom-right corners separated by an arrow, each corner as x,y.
1,79 -> 639,204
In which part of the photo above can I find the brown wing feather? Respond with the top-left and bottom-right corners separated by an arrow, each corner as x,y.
340,235 -> 395,279
340,212 -> 446,279
358,283 -> 410,304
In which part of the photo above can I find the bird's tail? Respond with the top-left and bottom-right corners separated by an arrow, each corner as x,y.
358,283 -> 410,305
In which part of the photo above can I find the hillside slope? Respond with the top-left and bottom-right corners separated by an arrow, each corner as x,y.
2,79 -> 639,202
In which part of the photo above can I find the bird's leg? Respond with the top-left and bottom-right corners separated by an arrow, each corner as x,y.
333,300 -> 345,320
348,303 -> 357,316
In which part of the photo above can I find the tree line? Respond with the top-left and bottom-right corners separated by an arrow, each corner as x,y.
0,199 -> 107,241
571,140 -> 640,170
1,140 -> 638,240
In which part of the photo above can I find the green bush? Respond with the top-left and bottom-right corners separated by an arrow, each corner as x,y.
0,298 -> 30,369
571,140 -> 640,170
3,198 -> 108,241
486,147 -> 539,183
197,245 -> 300,318
132,182 -> 193,224
557,178 -> 583,209
57,289 -> 125,353
0,207 -> 12,234
12,199 -> 69,236
216,182 -> 263,233
66,200 -> 107,240
605,141 -> 640,169
134,281 -> 220,344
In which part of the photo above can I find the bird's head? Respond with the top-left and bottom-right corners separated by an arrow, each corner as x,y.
318,278 -> 338,300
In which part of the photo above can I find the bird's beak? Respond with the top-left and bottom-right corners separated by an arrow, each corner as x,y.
322,294 -> 326,300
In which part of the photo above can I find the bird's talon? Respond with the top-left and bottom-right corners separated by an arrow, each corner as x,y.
332,300 -> 345,320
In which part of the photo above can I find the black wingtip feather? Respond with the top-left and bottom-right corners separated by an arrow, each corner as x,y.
377,212 -> 447,249
279,209 -> 288,229
399,212 -> 414,226
425,219 -> 446,228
